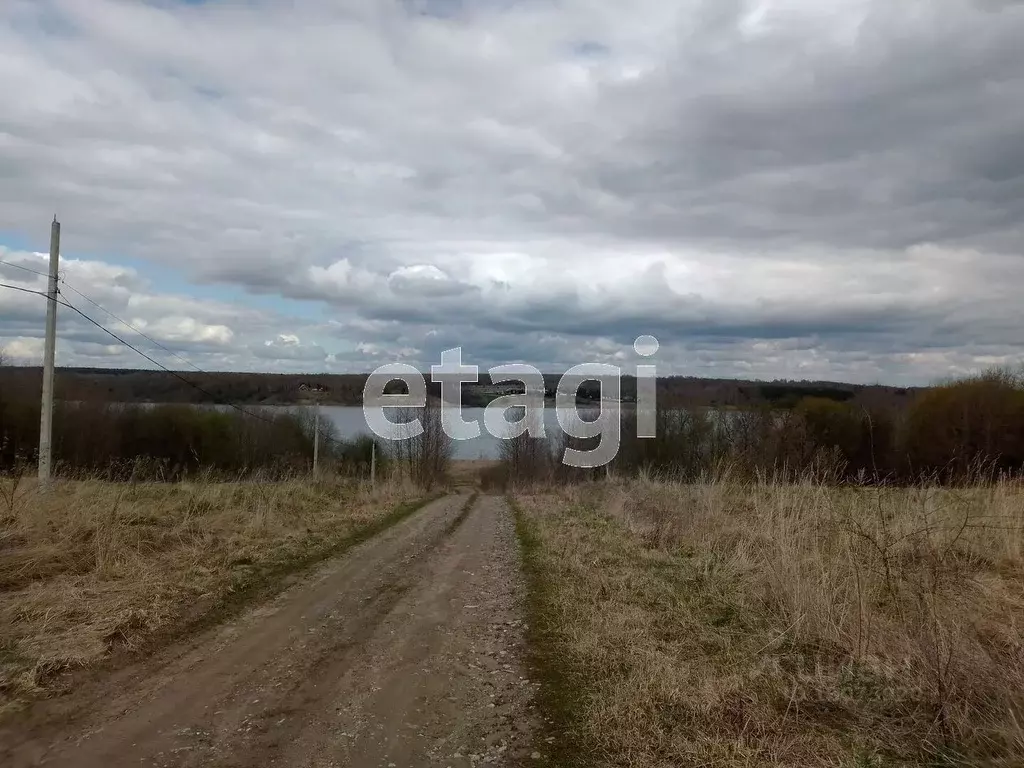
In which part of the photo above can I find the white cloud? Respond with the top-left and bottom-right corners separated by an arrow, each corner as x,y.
151,319 -> 234,346
387,264 -> 472,297
252,334 -> 327,362
0,246 -> 327,371
2,337 -> 44,364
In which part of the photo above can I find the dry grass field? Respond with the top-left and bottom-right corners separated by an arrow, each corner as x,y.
0,475 -> 421,715
515,477 -> 1024,767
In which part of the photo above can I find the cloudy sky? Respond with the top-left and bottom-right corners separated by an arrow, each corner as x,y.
1,0 -> 1023,385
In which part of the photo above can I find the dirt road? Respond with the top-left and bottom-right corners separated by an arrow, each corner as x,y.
1,494 -> 538,767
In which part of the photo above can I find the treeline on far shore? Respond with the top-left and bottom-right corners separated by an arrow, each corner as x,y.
3,366 -> 1023,486
0,365 -> 915,410
493,369 -> 1024,487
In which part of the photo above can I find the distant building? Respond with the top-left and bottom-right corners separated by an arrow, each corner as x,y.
474,385 -> 524,397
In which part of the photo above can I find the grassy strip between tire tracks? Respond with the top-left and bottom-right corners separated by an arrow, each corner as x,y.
510,495 -> 591,768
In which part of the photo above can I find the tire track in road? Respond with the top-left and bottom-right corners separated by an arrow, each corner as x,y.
2,493 -> 537,768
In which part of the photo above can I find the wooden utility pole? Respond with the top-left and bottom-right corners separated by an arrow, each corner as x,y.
38,216 -> 60,487
312,393 -> 320,476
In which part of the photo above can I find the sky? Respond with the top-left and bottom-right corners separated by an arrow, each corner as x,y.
1,0 -> 1023,386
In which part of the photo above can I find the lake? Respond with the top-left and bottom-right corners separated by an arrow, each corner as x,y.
313,405 -> 598,460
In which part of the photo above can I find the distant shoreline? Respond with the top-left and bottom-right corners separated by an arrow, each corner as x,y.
0,366 -> 920,412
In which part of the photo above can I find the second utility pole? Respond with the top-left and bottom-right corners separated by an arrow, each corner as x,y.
312,393 -> 320,476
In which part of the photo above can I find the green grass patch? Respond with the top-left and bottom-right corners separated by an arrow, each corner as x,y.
511,496 -> 593,768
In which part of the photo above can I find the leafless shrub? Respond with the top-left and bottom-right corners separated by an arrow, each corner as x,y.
387,404 -> 453,490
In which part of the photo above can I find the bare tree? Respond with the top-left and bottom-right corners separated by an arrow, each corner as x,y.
498,407 -> 552,485
388,404 -> 453,490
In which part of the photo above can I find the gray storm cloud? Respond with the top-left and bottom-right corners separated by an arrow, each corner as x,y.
1,0 -> 1023,384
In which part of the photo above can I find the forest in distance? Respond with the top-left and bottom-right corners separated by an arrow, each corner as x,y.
0,365 -> 918,411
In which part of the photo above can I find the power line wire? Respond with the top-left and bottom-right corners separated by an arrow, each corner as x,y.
59,295 -> 342,444
0,280 -> 342,446
3,280 -> 208,381
0,260 -> 50,279
2,279 -> 272,422
0,281 -> 48,298
58,279 -> 207,374
58,298 -> 289,428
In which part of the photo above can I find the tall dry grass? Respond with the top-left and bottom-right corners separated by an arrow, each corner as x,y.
516,476 -> 1024,767
0,473 -> 419,714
